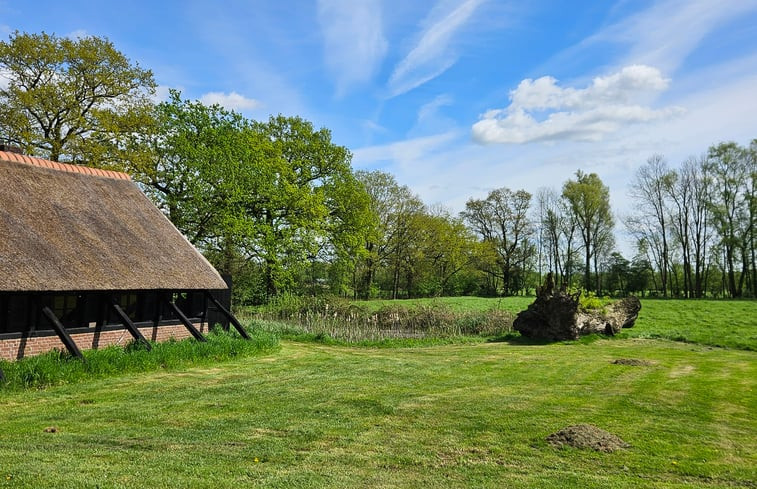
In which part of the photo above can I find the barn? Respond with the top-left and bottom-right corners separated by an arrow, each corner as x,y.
0,149 -> 246,363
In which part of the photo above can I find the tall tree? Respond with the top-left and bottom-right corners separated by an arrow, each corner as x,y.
354,170 -> 424,299
0,31 -> 155,164
534,187 -> 577,288
413,207 -> 477,296
706,142 -> 751,297
628,155 -> 675,296
748,140 -> 757,296
562,171 -> 614,292
461,187 -> 534,296
251,115 -> 363,297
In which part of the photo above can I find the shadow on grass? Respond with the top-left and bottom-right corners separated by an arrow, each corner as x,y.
487,333 -> 552,345
487,332 -> 608,346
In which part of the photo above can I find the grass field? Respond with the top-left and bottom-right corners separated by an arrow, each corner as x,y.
349,297 -> 757,351
0,298 -> 755,488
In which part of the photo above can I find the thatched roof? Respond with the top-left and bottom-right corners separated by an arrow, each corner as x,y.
0,151 -> 227,292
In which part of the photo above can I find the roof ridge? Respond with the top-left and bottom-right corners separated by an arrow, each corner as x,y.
0,151 -> 131,180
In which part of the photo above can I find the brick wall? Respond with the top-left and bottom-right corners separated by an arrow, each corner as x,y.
0,322 -> 208,361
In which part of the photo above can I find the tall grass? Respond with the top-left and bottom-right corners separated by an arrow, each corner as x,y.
0,328 -> 279,390
250,294 -> 514,342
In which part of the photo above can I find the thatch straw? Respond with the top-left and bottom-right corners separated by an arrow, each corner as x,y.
0,154 -> 226,291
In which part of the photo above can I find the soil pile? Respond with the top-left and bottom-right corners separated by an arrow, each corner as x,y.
547,424 -> 629,452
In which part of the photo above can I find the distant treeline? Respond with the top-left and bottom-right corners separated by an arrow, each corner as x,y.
2,32 -> 755,302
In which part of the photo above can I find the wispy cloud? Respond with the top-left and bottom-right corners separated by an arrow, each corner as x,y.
352,131 -> 460,168
548,0 -> 757,75
472,65 -> 683,144
417,94 -> 453,122
199,91 -> 262,112
387,0 -> 485,97
318,0 -> 387,97
0,25 -> 11,37
609,0 -> 757,72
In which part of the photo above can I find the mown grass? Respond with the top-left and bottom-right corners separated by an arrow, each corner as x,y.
0,339 -> 754,488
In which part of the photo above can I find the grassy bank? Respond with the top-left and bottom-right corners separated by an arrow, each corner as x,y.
0,329 -> 279,390
0,338 -> 754,488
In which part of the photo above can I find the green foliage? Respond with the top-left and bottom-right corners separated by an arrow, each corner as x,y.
576,289 -> 606,311
127,92 -> 373,302
0,328 -> 278,390
461,187 -> 535,296
0,30 -> 155,163
562,171 -> 614,292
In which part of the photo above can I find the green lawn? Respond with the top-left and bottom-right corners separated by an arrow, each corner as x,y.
1,337 -> 755,488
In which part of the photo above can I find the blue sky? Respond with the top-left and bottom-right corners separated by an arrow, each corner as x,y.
2,0 -> 757,252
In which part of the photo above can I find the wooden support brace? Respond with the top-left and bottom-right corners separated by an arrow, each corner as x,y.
42,306 -> 84,360
110,302 -> 152,351
165,301 -> 207,342
204,290 -> 250,339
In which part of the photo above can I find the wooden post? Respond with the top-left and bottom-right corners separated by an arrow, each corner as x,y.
110,301 -> 152,350
204,290 -> 250,339
165,300 -> 206,342
42,306 -> 84,359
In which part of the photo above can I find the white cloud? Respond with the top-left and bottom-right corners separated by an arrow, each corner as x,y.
0,25 -> 11,37
198,91 -> 262,112
472,65 -> 684,144
387,0 -> 484,97
318,0 -> 387,96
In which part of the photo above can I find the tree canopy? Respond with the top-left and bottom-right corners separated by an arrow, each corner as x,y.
0,31 -> 155,164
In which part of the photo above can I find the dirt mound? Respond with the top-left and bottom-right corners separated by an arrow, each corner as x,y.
547,424 -> 629,452
612,358 -> 653,366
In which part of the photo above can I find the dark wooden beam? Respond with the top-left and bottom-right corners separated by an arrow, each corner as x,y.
204,291 -> 250,339
165,300 -> 206,342
110,302 -> 152,351
41,306 -> 84,360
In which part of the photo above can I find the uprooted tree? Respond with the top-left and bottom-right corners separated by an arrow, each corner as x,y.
514,273 -> 641,341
